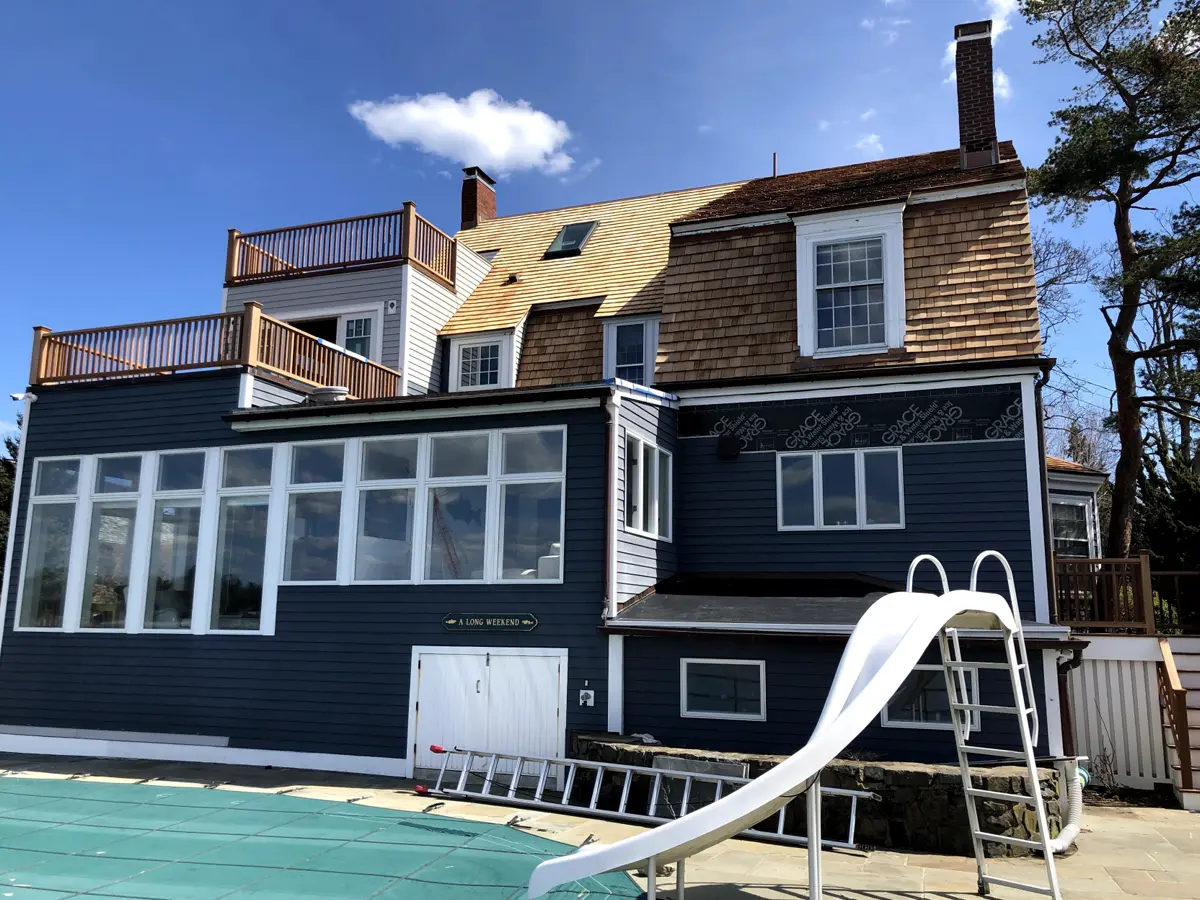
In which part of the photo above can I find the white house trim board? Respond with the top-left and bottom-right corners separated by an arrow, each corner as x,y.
0,395 -> 33,660
612,619 -> 1072,640
404,645 -> 570,780
1041,648 -> 1065,757
0,732 -> 408,778
793,203 -> 906,358
607,635 -> 624,733
231,397 -> 604,431
1020,375 -> 1051,624
675,367 -> 1044,406
670,212 -> 792,237
908,178 -> 1027,205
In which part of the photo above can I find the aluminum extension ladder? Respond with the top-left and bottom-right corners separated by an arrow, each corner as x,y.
421,744 -> 877,851
939,552 -> 1063,899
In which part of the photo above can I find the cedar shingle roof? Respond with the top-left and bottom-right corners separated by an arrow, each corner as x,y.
445,182 -> 745,336
679,142 -> 1023,223
1046,456 -> 1108,477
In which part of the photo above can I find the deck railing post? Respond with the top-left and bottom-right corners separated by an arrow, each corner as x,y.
1138,550 -> 1155,634
29,326 -> 51,385
240,302 -> 263,368
226,229 -> 242,283
402,202 -> 417,262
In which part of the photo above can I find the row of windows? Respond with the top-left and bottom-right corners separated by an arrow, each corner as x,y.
680,659 -> 979,731
776,447 -> 904,531
17,428 -> 568,635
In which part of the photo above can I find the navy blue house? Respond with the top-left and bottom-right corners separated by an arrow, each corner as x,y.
0,32 -> 1073,777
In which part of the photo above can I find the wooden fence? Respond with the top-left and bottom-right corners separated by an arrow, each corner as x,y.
226,202 -> 456,287
29,303 -> 401,400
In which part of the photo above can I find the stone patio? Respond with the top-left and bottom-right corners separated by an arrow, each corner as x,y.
0,754 -> 1195,898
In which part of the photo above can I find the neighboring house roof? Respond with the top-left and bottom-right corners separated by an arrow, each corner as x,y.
678,142 -> 1022,223
446,182 -> 745,336
1046,455 -> 1108,477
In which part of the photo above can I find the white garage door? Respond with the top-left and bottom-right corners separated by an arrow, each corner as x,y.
411,647 -> 567,776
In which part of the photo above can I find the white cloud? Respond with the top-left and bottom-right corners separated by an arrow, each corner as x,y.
436,170 -> 451,179
994,68 -> 1012,100
861,17 -> 876,29
818,119 -> 831,131
697,124 -> 714,134
860,108 -> 877,122
942,0 -> 1020,79
348,89 -> 574,176
560,156 -> 602,185
854,134 -> 885,157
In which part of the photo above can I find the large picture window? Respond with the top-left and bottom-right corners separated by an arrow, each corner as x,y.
624,433 -> 671,540
680,658 -> 766,721
19,458 -> 81,629
213,446 -> 275,631
80,455 -> 143,629
283,443 -> 344,583
777,448 -> 903,531
145,451 -> 206,630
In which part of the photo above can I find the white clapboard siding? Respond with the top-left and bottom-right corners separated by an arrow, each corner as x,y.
1069,644 -> 1170,788
405,243 -> 492,394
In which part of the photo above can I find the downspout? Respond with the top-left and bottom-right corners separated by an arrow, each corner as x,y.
1048,645 -> 1086,854
1034,368 -> 1057,623
0,393 -> 36,661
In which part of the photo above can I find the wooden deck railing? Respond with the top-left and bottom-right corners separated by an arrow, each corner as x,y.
29,303 -> 401,400
226,202 -> 456,287
1152,570 -> 1200,634
1053,552 -> 1155,633
1158,637 -> 1194,790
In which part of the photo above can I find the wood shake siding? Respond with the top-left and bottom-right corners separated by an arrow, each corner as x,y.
656,190 -> 1039,383
515,304 -> 604,388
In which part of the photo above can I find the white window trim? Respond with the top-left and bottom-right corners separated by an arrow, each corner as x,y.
139,450 -> 208,634
881,663 -> 980,731
793,204 -> 906,358
15,455 -> 87,633
603,316 -> 659,387
279,303 -> 384,363
776,447 -> 905,531
1049,493 -> 1100,558
680,657 -> 767,722
280,441 -> 349,587
623,431 -> 672,542
449,332 -> 514,392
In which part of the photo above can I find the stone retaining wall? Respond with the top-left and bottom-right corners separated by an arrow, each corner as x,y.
572,734 -> 1063,857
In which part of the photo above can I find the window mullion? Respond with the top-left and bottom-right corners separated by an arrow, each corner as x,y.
485,429 -> 501,582
60,456 -> 95,633
855,450 -> 867,529
646,448 -> 659,537
259,444 -> 288,636
813,452 -> 823,529
190,449 -> 221,635
412,436 -> 429,583
336,439 -> 360,586
123,451 -> 159,634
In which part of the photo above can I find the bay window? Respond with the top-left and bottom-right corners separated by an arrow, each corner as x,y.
777,448 -> 904,530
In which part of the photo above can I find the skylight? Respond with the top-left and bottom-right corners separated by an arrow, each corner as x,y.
544,221 -> 598,259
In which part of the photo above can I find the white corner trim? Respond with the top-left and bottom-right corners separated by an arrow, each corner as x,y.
0,732 -> 408,778
1020,376 -> 1051,624
607,394 -> 622,619
610,379 -> 679,408
670,212 -> 792,237
793,204 -> 906,357
399,265 -> 411,395
908,178 -> 1027,205
1041,648 -> 1064,757
237,373 -> 256,409
607,634 -> 624,733
0,395 -> 32,660
230,397 -> 603,431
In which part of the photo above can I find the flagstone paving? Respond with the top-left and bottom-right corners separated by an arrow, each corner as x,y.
0,756 -> 1194,898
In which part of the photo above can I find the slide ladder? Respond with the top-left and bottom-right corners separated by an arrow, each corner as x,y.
939,552 -> 1061,898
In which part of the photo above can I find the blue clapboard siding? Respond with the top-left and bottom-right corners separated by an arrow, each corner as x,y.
616,398 -> 677,603
676,438 -> 1037,619
623,633 -> 1048,763
2,372 -> 610,759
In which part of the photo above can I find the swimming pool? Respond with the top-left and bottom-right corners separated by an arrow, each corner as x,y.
0,777 -> 639,898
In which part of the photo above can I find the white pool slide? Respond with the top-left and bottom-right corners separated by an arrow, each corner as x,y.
528,553 -> 1056,899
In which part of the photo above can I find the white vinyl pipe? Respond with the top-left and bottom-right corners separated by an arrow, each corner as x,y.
1047,760 -> 1083,854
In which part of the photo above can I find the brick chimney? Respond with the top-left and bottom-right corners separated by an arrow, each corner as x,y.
461,166 -> 496,230
954,20 -> 998,169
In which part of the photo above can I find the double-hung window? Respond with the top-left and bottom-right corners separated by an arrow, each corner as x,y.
500,429 -> 565,580
284,443 -> 344,583
355,438 -> 418,582
777,448 -> 903,530
794,204 -> 905,357
450,333 -> 513,392
624,434 -> 671,539
213,447 -> 275,631
604,317 -> 659,386
80,455 -> 144,629
680,659 -> 767,721
1050,498 -> 1095,558
882,663 -> 980,731
144,451 -> 206,629
20,458 -> 82,628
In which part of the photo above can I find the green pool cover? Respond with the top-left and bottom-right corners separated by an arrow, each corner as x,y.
0,777 -> 640,899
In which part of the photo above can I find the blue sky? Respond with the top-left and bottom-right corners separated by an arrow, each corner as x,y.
0,0 -> 1117,435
